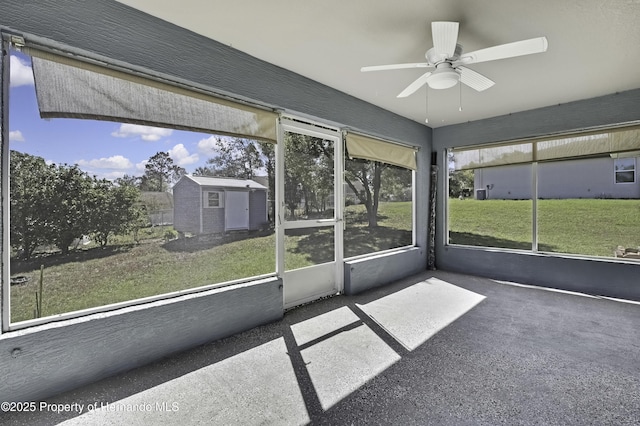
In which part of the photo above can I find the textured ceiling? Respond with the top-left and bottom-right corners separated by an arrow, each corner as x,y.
116,0 -> 640,128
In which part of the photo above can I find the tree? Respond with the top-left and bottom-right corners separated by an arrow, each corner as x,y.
447,151 -> 475,198
345,159 -> 385,228
380,165 -> 412,202
448,169 -> 474,198
195,137 -> 263,179
114,174 -> 140,188
140,152 -> 185,191
9,151 -> 56,259
284,133 -> 333,218
47,164 -> 95,254
89,179 -> 143,247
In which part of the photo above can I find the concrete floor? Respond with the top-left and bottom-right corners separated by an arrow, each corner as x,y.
2,270 -> 639,425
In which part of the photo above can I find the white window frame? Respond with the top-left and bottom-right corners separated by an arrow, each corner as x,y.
613,157 -> 636,184
204,191 -> 224,208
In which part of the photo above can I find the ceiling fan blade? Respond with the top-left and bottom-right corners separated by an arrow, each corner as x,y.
432,21 -> 459,58
458,66 -> 495,91
397,72 -> 432,98
361,63 -> 431,72
458,37 -> 548,65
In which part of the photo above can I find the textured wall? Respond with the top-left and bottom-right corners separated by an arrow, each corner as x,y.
344,247 -> 425,295
435,90 -> 640,301
434,90 -> 640,150
0,278 -> 283,402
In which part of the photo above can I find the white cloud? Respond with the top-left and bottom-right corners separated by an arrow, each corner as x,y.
197,135 -> 234,155
111,124 -> 173,141
10,55 -> 34,87
197,136 -> 219,155
9,130 -> 25,142
136,160 -> 148,172
78,155 -> 133,170
168,143 -> 199,166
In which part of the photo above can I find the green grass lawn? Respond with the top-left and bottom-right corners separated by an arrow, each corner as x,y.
10,201 -> 413,323
449,198 -> 640,256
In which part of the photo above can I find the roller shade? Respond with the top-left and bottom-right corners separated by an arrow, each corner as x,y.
536,129 -> 640,161
345,132 -> 417,170
451,143 -> 533,171
452,127 -> 640,170
28,49 -> 278,142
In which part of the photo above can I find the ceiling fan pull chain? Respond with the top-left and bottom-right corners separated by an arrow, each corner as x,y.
425,86 -> 429,123
459,82 -> 463,112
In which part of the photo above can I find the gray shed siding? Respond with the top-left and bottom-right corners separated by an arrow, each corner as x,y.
474,157 -> 640,199
201,186 -> 226,234
249,189 -> 268,230
172,178 -> 201,234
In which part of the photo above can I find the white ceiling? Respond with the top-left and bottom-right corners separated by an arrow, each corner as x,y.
116,0 -> 640,128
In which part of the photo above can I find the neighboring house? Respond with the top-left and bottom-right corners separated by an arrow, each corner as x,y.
173,175 -> 268,235
139,191 -> 174,226
474,156 -> 640,199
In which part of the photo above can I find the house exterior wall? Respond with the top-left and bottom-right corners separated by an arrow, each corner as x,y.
474,164 -> 532,199
173,178 -> 201,234
474,157 -> 640,199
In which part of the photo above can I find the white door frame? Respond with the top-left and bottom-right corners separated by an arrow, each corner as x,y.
276,117 -> 344,308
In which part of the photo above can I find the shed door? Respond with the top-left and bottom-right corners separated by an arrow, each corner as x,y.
225,191 -> 249,230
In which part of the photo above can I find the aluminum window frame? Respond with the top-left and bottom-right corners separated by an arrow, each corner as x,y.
445,124 -> 640,262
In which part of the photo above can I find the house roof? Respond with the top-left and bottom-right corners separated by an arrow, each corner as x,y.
184,175 -> 268,190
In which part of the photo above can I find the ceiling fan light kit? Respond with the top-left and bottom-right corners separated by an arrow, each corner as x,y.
361,20 -> 549,118
427,64 -> 459,89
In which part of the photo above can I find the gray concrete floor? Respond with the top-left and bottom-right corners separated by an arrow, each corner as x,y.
2,270 -> 639,425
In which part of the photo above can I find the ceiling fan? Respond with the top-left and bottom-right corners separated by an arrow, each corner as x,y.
361,22 -> 548,98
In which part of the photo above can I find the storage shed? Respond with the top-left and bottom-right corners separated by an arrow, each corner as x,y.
173,176 -> 268,235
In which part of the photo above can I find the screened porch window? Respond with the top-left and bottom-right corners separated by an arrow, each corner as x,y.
4,44 -> 277,327
447,126 -> 640,260
343,132 -> 417,258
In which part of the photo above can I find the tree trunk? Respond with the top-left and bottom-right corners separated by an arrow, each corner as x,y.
368,162 -> 382,228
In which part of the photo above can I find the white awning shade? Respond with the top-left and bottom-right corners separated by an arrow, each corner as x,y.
28,49 -> 278,142
452,127 -> 640,170
345,132 -> 417,170
451,143 -> 532,171
537,129 -> 640,161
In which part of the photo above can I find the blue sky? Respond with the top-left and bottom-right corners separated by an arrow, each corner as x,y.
8,51 -> 226,180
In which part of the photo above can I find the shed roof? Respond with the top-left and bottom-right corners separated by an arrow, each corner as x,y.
184,175 -> 267,190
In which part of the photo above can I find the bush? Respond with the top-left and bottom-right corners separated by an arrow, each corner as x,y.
164,229 -> 178,242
